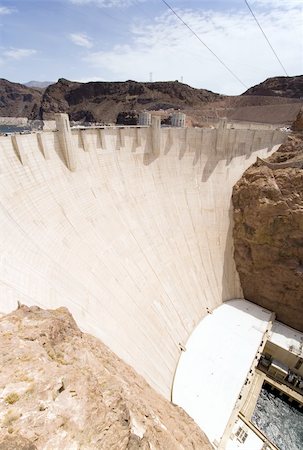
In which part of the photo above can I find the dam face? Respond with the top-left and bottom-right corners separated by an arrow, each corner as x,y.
0,115 -> 285,398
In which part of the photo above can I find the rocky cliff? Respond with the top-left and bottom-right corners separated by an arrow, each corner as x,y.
0,305 -> 211,450
1,76 -> 302,125
0,78 -> 222,124
292,107 -> 303,131
0,79 -> 42,119
232,132 -> 303,332
40,78 -> 221,123
242,75 -> 303,98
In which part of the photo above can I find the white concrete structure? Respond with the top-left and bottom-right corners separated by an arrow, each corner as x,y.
0,114 -> 285,399
138,112 -> 152,126
0,116 -> 28,126
171,112 -> 186,127
172,300 -> 272,447
269,322 -> 303,359
43,120 -> 57,131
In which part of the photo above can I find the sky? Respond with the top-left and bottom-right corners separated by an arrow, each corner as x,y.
0,0 -> 302,95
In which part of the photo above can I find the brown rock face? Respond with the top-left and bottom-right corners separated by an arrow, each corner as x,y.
232,134 -> 303,332
292,108 -> 303,131
0,79 -> 42,119
0,77 -> 220,125
242,75 -> 303,98
1,76 -> 302,126
0,305 -> 211,450
0,77 -> 222,123
40,78 -> 221,123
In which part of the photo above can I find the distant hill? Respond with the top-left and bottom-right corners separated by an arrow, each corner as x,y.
0,78 -> 42,119
194,94 -> 302,126
242,75 -> 303,98
0,75 -> 302,125
40,78 -> 222,123
24,81 -> 54,89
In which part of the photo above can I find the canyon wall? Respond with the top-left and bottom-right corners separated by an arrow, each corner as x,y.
233,133 -> 303,332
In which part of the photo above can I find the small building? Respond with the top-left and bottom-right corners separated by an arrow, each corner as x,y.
171,112 -> 186,128
138,112 -> 152,126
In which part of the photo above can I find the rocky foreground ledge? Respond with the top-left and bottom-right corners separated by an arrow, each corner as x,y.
0,306 -> 211,450
233,131 -> 303,332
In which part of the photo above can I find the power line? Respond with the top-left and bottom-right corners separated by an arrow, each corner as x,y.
160,0 -> 248,89
244,0 -> 289,76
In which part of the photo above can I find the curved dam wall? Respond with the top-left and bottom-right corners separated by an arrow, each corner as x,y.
0,115 -> 285,398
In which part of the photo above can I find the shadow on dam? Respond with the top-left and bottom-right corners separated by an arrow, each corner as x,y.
0,115 -> 286,398
145,122 -> 276,182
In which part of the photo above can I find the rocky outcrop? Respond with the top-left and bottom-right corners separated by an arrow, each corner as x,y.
1,76 -> 302,126
0,305 -> 211,450
292,107 -> 303,131
0,78 -> 222,124
232,134 -> 303,332
37,78 -> 303,124
40,78 -> 221,123
0,79 -> 42,119
116,111 -> 139,125
242,75 -> 303,98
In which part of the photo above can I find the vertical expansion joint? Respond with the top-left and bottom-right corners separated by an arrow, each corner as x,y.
216,117 -> 228,153
151,115 -> 161,155
80,129 -> 88,152
136,127 -> 141,147
99,129 -> 105,150
55,113 -> 77,171
151,115 -> 161,129
37,132 -> 49,159
11,135 -> 22,163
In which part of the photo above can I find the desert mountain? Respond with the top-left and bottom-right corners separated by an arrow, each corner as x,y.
40,78 -> 222,123
0,75 -> 302,125
242,75 -> 303,98
233,121 -> 303,332
0,78 -> 42,119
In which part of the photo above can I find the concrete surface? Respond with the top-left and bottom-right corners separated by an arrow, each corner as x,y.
172,299 -> 272,446
269,322 -> 303,358
0,115 -> 285,398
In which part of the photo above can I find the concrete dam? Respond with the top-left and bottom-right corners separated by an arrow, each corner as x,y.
0,115 -> 289,446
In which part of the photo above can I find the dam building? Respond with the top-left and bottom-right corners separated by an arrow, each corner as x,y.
171,112 -> 186,127
138,112 -> 152,126
0,113 -> 300,448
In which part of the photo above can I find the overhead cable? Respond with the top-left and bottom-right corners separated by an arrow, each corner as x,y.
160,0 -> 248,88
244,0 -> 288,76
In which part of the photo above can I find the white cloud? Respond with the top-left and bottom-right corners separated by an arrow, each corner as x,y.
252,0 -> 302,9
0,6 -> 15,15
72,76 -> 106,82
83,4 -> 303,95
69,32 -> 93,48
69,0 -> 140,7
4,48 -> 37,60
